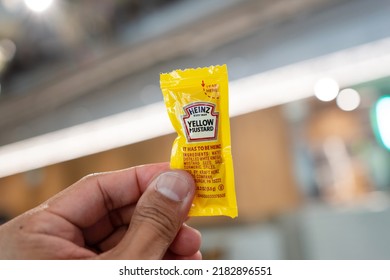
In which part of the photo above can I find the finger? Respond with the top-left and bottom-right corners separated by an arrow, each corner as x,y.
168,224 -> 201,257
103,170 -> 195,259
97,226 -> 128,252
163,250 -> 202,260
44,163 -> 170,228
83,204 -> 135,245
91,218 -> 202,255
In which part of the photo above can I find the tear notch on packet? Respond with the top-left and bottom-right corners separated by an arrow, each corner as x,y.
160,64 -> 237,218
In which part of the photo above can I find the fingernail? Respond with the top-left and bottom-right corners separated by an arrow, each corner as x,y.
155,172 -> 191,202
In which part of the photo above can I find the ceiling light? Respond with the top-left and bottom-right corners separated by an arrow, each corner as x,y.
24,0 -> 53,13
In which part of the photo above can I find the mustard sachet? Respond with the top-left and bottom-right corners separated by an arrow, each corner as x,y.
160,64 -> 237,218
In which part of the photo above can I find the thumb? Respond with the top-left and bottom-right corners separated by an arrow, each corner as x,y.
106,170 -> 195,259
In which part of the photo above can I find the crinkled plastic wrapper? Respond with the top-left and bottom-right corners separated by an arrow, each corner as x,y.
160,64 -> 237,218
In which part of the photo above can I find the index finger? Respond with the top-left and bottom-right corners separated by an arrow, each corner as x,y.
43,162 -> 170,228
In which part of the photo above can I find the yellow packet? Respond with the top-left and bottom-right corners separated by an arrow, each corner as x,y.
160,64 -> 237,218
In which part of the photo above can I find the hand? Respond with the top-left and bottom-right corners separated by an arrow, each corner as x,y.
0,163 -> 201,260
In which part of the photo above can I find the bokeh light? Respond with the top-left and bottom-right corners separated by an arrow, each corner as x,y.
375,96 -> 390,150
336,88 -> 361,111
314,77 -> 339,102
0,39 -> 16,62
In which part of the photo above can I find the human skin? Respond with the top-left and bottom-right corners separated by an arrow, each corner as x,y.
0,162 -> 201,260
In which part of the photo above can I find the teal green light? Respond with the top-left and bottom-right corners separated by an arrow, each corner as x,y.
372,96 -> 390,150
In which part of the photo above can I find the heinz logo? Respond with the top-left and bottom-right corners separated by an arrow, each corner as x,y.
182,102 -> 219,142
187,105 -> 211,115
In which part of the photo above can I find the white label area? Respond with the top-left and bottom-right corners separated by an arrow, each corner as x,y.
182,102 -> 219,142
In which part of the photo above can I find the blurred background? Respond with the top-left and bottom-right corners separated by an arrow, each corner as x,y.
1,0 -> 390,259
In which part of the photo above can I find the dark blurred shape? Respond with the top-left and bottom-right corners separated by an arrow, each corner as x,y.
0,213 -> 10,224
0,0 -> 179,94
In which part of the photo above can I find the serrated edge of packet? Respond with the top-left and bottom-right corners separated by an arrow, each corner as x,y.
159,64 -> 227,75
